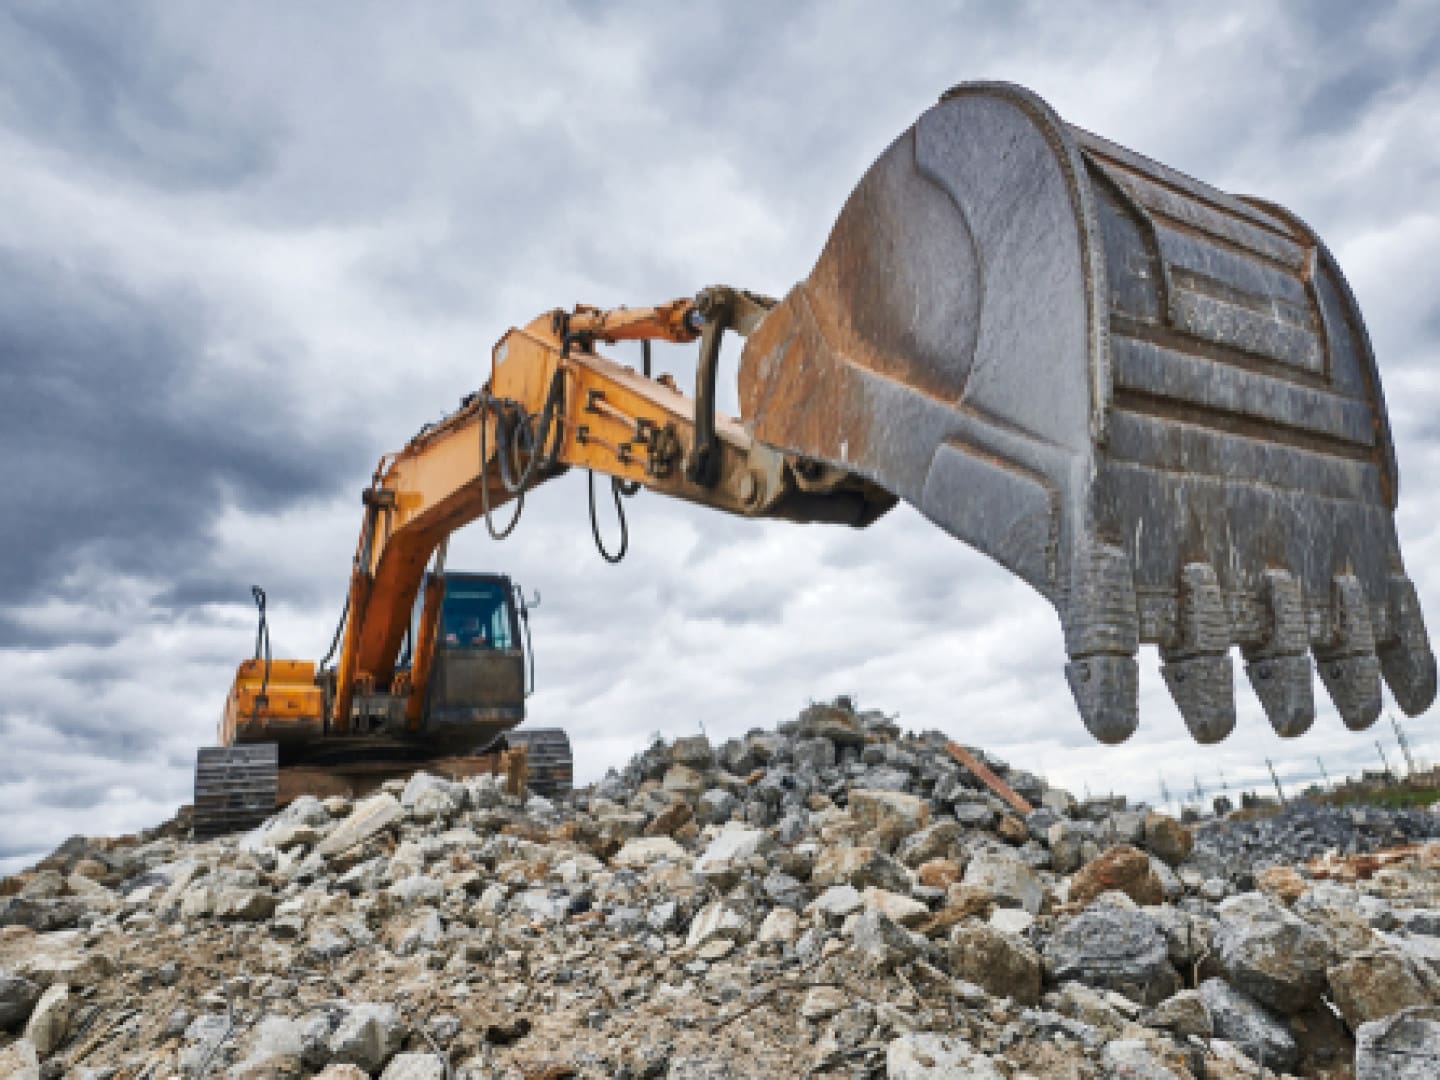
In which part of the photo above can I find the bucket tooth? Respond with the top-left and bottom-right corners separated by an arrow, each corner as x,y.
1063,543 -> 1139,744
1160,563 -> 1235,744
1243,570 -> 1315,737
1245,655 -> 1316,737
1314,574 -> 1382,731
1066,655 -> 1139,744
1378,574 -> 1437,716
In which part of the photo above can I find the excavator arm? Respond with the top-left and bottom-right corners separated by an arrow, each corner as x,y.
325,79 -> 1435,750
330,290 -> 895,732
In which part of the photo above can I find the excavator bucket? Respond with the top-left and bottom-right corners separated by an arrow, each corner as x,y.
739,81 -> 1435,745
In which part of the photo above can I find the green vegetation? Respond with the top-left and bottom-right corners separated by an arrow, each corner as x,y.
1319,785 -> 1440,811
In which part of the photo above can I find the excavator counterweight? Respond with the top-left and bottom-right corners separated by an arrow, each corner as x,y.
740,81 -> 1434,744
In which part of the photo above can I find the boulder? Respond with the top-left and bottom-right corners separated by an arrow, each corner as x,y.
1043,903 -> 1181,1005
611,836 -> 688,867
1198,977 -> 1297,1071
23,982 -> 71,1056
1327,950 -> 1432,1030
916,859 -> 961,889
962,850 -> 1043,914
0,1039 -> 39,1080
1068,845 -> 1164,907
1145,989 -> 1212,1038
885,1032 -> 1004,1079
851,910 -> 919,972
1213,893 -> 1330,1015
693,828 -> 770,879
233,1014 -> 306,1078
1256,866 -> 1307,905
685,902 -> 745,950
757,908 -> 800,945
315,793 -> 402,858
861,887 -> 928,929
1354,1006 -> 1440,1079
796,701 -> 866,746
812,846 -> 911,893
848,789 -> 929,836
1141,812 -> 1193,867
948,924 -> 1042,1005
669,734 -> 715,770
896,822 -> 961,868
1100,1040 -> 1182,1080
327,1002 -> 407,1074
380,1053 -> 447,1079
0,972 -> 42,1030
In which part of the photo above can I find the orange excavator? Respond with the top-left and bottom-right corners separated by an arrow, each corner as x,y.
195,82 -> 1435,834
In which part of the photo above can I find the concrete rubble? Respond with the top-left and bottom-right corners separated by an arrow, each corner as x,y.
0,696 -> 1435,1078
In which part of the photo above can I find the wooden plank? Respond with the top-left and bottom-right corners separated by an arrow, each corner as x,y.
945,741 -> 1033,816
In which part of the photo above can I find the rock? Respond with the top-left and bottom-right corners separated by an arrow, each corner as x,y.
996,814 -> 1028,844
693,828 -> 770,878
1141,812 -> 1193,867
1146,989 -> 1212,1038
661,764 -> 705,798
669,734 -> 715,770
796,701 -> 865,746
643,800 -> 693,837
962,850 -> 1043,914
1068,845 -> 1164,907
233,1014 -> 306,1078
0,898 -> 86,931
612,836 -> 688,867
328,1003 -> 406,1073
988,907 -> 1034,935
696,788 -> 737,825
915,859 -> 961,889
1046,820 -> 1088,875
1327,950 -> 1432,1029
861,887 -> 928,929
848,789 -> 929,836
400,772 -> 464,823
315,1067 -> 371,1080
1198,977 -> 1297,1071
792,736 -> 836,770
812,846 -> 911,893
0,972 -> 42,1030
896,822 -> 960,868
23,982 -> 71,1056
809,885 -> 864,921
0,1039 -> 39,1080
1214,893 -> 1330,1015
885,1032 -> 1003,1079
214,886 -> 278,921
1043,904 -> 1181,1005
952,802 -> 998,830
800,986 -> 847,1022
686,902 -> 745,950
948,924 -> 1042,1005
851,910 -> 919,972
380,1053 -> 447,1079
1354,1006 -> 1440,1079
757,908 -> 800,945
1256,866 -> 1307,905
1101,1040 -> 1181,1079
315,793 -> 402,858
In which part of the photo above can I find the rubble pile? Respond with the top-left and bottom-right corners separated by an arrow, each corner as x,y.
1,698 -> 1438,1079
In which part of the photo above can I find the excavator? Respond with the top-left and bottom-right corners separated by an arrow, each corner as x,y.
194,81 -> 1435,836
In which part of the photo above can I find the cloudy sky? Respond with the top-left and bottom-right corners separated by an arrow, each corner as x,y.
3,1 -> 1439,873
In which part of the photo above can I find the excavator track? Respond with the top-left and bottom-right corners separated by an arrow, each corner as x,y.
506,728 -> 574,799
193,743 -> 278,838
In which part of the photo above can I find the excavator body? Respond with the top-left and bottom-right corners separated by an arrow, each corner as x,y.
196,80 -> 1433,835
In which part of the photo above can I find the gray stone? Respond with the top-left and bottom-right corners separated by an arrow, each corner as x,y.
1043,904 -> 1181,1005
22,983 -> 71,1055
380,1053 -> 447,1079
1198,977 -> 1297,1071
811,846 -> 911,893
895,821 -> 961,868
669,734 -> 715,769
1354,1006 -> 1440,1079
0,972 -> 42,1030
1214,893 -> 1330,1014
948,924 -> 1041,1005
696,788 -> 737,825
400,773 -> 464,823
0,898 -> 86,932
1101,1040 -> 1181,1079
686,902 -> 745,949
951,802 -> 998,830
328,1002 -> 407,1073
885,1032 -> 1003,1079
962,850 -> 1043,914
796,702 -> 865,747
234,1014 -> 306,1077
0,1039 -> 39,1080
809,884 -> 864,921
1327,950 -> 1433,1029
388,874 -> 445,906
851,910 -> 918,972
792,737 -> 836,770
1146,989 -> 1212,1038
693,828 -> 770,879
316,793 -> 403,858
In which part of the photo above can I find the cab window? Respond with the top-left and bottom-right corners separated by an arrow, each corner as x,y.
440,581 -> 514,650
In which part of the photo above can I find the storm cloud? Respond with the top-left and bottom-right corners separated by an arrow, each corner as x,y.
2,1 -> 1438,872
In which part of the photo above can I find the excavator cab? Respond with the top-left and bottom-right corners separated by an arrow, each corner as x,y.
424,572 -> 527,746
